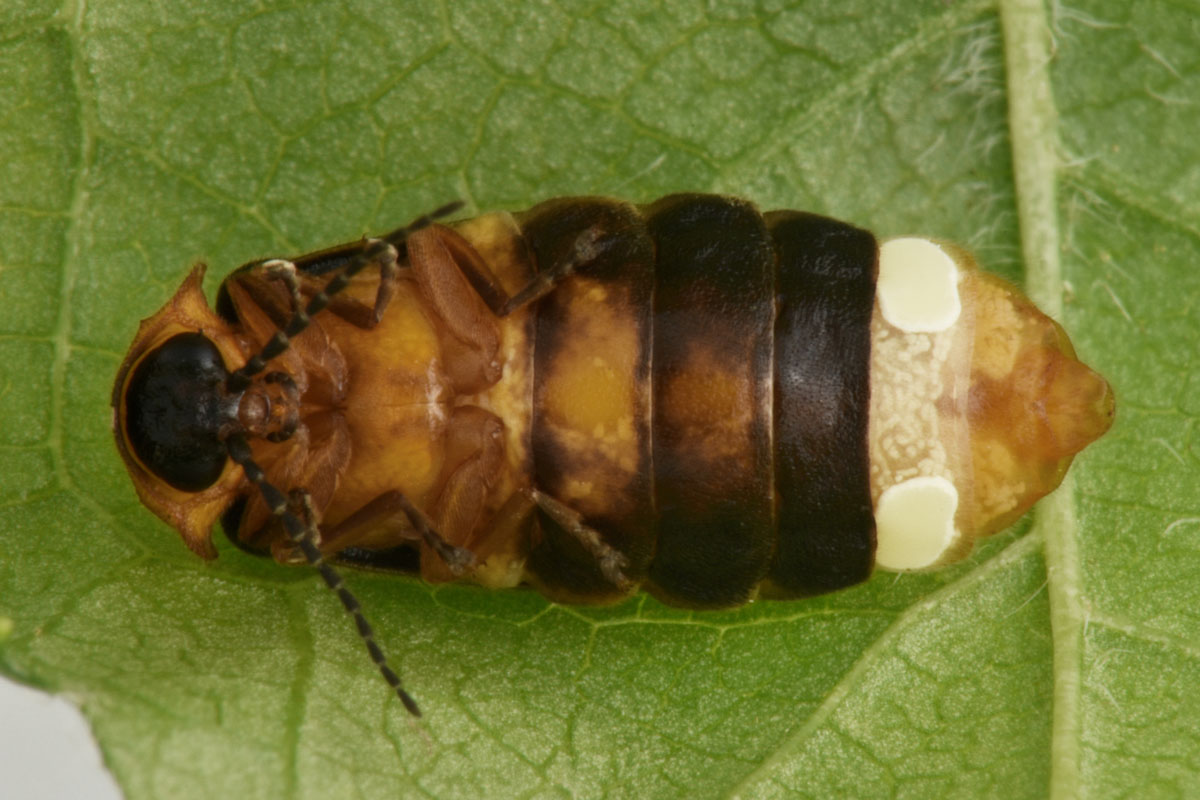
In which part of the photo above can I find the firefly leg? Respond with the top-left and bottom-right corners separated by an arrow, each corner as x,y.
403,226 -> 503,393
225,240 -> 402,346
311,490 -> 477,575
256,221 -> 607,392
236,201 -> 465,333
291,240 -> 402,331
310,406 -> 511,582
450,225 -> 610,317
380,221 -> 609,320
419,406 -> 506,583
529,489 -> 632,590
281,224 -> 497,336
258,259 -> 304,310
293,200 -> 465,328
257,254 -> 402,338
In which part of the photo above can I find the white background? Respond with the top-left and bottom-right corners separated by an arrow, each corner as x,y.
0,672 -> 123,800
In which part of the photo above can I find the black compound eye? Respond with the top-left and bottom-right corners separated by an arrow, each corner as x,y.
124,332 -> 230,492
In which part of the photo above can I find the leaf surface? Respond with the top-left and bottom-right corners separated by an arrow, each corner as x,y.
0,1 -> 1196,798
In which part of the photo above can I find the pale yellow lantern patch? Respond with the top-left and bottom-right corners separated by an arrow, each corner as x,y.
874,476 -> 960,570
877,237 -> 962,333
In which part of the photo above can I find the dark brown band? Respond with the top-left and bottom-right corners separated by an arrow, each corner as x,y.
765,210 -> 877,596
643,194 -> 776,607
517,197 -> 878,605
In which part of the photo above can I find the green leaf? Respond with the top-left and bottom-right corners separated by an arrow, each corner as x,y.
0,0 -> 1195,797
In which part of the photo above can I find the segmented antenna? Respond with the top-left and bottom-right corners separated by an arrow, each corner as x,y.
226,201 -> 464,393
220,201 -> 465,716
224,434 -> 421,716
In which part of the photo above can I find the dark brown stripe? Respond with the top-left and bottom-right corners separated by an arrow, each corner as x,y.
520,197 -> 656,602
644,194 -> 775,608
765,210 -> 877,596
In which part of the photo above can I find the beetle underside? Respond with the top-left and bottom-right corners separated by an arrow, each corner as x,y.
112,194 -> 1114,714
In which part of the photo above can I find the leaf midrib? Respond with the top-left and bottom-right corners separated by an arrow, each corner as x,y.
999,0 -> 1082,796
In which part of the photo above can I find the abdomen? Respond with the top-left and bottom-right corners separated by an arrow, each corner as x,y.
449,194 -> 1112,607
